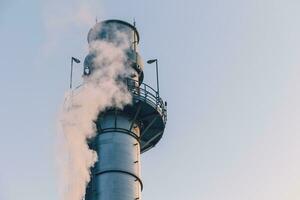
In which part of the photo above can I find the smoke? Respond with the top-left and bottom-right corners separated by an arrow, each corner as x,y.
41,0 -> 100,58
58,28 -> 133,200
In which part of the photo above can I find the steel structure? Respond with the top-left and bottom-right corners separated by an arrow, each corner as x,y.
83,20 -> 167,200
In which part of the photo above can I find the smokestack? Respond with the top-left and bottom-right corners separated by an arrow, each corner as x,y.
61,19 -> 167,200
84,20 -> 167,200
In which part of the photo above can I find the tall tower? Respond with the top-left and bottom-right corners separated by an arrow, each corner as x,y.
84,20 -> 167,200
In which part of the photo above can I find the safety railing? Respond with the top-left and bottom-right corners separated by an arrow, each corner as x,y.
126,78 -> 167,123
71,78 -> 167,123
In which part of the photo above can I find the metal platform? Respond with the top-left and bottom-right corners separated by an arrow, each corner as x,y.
96,78 -> 167,153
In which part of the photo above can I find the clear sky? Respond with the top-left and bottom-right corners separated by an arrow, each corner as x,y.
1,0 -> 300,199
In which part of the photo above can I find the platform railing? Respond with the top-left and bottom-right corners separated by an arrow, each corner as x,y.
70,78 -> 167,123
126,78 -> 167,123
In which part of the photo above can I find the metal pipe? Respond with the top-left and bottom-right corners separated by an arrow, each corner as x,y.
70,57 -> 80,89
70,58 -> 73,89
155,60 -> 160,97
86,113 -> 142,200
146,59 -> 160,97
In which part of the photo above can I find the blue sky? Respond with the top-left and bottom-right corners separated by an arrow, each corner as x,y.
1,0 -> 300,199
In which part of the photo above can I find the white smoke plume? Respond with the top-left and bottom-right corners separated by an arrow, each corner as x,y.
58,29 -> 133,200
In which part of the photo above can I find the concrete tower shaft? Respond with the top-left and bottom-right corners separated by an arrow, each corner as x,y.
84,20 -> 167,200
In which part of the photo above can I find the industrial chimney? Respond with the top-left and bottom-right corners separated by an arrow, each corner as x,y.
83,20 -> 167,200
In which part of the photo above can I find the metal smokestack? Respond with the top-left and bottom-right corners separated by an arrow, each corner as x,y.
84,19 -> 167,200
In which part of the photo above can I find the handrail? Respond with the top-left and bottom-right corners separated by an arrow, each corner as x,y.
70,79 -> 167,123
126,78 -> 167,123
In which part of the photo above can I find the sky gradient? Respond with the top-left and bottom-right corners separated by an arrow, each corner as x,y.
1,0 -> 300,199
